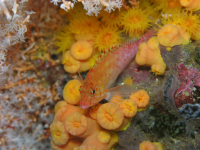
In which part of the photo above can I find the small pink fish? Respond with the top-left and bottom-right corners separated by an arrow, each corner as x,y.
80,29 -> 155,109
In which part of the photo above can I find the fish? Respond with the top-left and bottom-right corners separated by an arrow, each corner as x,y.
79,29 -> 155,109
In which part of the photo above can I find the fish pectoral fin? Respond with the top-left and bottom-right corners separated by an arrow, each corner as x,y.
106,84 -> 140,101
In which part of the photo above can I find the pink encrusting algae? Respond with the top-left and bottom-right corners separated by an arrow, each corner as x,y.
80,29 -> 155,109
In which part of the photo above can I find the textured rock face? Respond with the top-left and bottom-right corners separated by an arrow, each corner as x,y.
174,63 -> 200,109
114,44 -> 200,150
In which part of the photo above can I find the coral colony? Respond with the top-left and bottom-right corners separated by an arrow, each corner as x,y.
2,0 -> 200,150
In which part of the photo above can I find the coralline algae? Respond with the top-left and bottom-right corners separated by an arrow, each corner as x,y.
174,63 -> 200,108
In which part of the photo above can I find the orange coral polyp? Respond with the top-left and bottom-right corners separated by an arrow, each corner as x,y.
88,103 -> 102,120
115,117 -> 132,131
130,90 -> 150,109
97,131 -> 111,144
121,7 -> 151,37
94,26 -> 122,52
63,79 -> 83,105
54,101 -> 68,114
139,141 -> 157,150
50,121 -> 69,146
157,24 -> 183,47
136,36 -> 166,75
54,102 -> 84,123
135,42 -> 149,66
65,112 -> 88,136
97,103 -> 124,130
70,40 -> 93,61
180,0 -> 200,11
51,139 -> 82,150
62,51 -> 81,74
79,49 -> 100,72
119,99 -> 137,117
75,145 -> 102,150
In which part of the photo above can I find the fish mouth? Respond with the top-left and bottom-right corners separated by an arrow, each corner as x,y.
80,105 -> 89,109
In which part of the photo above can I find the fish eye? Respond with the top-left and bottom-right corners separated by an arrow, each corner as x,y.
93,89 -> 95,94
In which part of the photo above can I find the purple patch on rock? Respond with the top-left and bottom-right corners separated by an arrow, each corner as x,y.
174,62 -> 200,108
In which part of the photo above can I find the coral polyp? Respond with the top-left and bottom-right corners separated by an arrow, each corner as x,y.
121,7 -> 152,37
69,14 -> 100,35
94,26 -> 122,52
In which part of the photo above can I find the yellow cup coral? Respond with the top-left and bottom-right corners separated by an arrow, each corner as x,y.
119,99 -> 137,117
76,131 -> 118,150
130,90 -> 150,110
50,121 -> 69,146
54,25 -> 75,54
115,117 -> 132,131
70,40 -> 93,61
63,79 -> 83,105
139,141 -> 156,150
155,0 -> 182,13
135,42 -> 149,66
121,7 -> 152,37
123,75 -> 134,85
157,24 -> 183,47
65,112 -> 101,138
74,33 -> 95,46
94,25 -> 122,52
180,0 -> 200,11
97,103 -> 124,130
161,11 -> 199,40
75,145 -> 101,150
79,49 -> 100,72
54,101 -> 85,123
54,101 -> 68,114
135,36 -> 166,75
62,51 -> 81,74
69,14 -> 100,35
97,131 -> 111,144
51,139 -> 82,150
88,103 -> 102,120
64,112 -> 88,136
176,25 -> 191,45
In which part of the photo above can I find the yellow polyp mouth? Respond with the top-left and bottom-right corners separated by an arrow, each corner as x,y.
186,20 -> 193,27
104,33 -> 111,43
131,17 -> 140,23
183,0 -> 190,3
73,122 -> 81,128
125,103 -> 132,111
168,1 -> 176,7
69,88 -> 75,95
78,48 -> 84,53
65,61 -> 73,66
55,131 -> 61,136
105,113 -> 113,122
164,31 -> 171,36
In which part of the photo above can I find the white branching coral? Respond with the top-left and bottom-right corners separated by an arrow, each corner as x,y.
50,0 -> 123,16
0,0 -> 34,86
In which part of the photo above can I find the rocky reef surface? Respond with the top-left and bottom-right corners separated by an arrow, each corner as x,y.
114,43 -> 200,150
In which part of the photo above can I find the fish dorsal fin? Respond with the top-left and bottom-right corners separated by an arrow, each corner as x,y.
106,84 -> 140,101
77,71 -> 84,83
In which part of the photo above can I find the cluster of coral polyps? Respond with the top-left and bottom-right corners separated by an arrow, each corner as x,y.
50,101 -> 118,150
50,79 -> 150,149
135,36 -> 166,75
